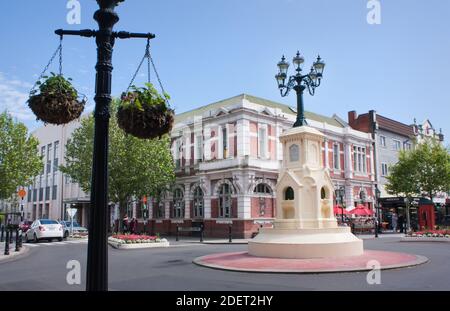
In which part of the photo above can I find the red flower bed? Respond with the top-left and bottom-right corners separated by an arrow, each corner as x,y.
112,234 -> 157,241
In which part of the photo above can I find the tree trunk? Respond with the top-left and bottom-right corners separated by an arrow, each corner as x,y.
118,199 -> 129,233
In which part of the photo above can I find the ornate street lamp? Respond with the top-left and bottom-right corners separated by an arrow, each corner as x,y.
375,185 -> 381,238
53,0 -> 156,291
276,51 -> 325,127
335,187 -> 345,224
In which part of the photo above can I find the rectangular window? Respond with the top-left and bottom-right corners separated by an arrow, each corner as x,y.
175,139 -> 181,169
258,127 -> 267,159
333,144 -> 340,170
379,136 -> 386,147
27,187 -> 32,202
47,143 -> 52,173
39,187 -> 44,201
393,140 -> 401,151
40,146 -> 46,175
353,146 -> 367,173
33,188 -> 37,202
196,135 -> 203,162
404,142 -> 412,150
222,126 -> 228,158
52,185 -> 57,200
45,186 -> 50,201
362,147 -> 367,173
53,141 -> 59,172
381,163 -> 389,176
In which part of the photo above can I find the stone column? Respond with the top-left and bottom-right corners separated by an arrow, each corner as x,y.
203,177 -> 212,219
184,182 -> 191,219
324,138 -> 329,169
344,141 -> 353,179
148,200 -> 153,220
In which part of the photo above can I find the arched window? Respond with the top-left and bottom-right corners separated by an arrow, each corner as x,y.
289,144 -> 299,162
284,187 -> 294,200
254,183 -> 272,194
156,199 -> 165,219
254,183 -> 272,216
321,187 -> 327,199
193,187 -> 204,218
219,183 -> 232,218
173,188 -> 184,218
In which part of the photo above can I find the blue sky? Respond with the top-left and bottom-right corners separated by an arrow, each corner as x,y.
0,0 -> 449,140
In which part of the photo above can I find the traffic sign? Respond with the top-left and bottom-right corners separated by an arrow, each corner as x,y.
67,208 -> 77,218
18,189 -> 26,199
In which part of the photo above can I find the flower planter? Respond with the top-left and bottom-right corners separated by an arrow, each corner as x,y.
108,235 -> 170,249
28,75 -> 85,125
117,83 -> 174,139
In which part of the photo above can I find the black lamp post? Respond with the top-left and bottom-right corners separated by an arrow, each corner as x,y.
335,187 -> 345,224
275,51 -> 325,127
54,0 -> 156,291
375,186 -> 381,238
339,187 -> 345,223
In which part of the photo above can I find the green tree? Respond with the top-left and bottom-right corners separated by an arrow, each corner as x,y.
0,111 -> 43,200
386,140 -> 450,200
60,100 -> 175,219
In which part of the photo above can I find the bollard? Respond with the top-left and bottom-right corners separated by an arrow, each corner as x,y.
228,225 -> 232,243
4,229 -> 10,255
176,226 -> 179,242
9,228 -> 13,244
200,225 -> 204,243
0,225 -> 4,242
15,229 -> 20,252
18,229 -> 23,249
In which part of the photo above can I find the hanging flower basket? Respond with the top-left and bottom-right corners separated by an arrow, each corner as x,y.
28,74 -> 85,125
117,83 -> 174,139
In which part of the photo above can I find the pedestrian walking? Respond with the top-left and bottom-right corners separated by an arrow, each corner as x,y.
130,217 -> 137,234
391,212 -> 398,232
398,214 -> 404,233
122,214 -> 129,234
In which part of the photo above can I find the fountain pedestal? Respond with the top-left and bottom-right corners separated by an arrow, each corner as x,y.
248,126 -> 363,259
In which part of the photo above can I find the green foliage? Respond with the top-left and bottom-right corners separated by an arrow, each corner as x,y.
386,140 -> 450,200
31,73 -> 77,98
60,99 -> 175,216
120,83 -> 170,112
0,111 -> 43,199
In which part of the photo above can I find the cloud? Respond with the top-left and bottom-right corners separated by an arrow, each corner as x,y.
0,72 -> 35,121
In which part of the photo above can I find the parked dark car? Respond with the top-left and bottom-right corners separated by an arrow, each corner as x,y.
20,220 -> 33,233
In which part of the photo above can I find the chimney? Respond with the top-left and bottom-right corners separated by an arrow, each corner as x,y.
348,111 -> 357,126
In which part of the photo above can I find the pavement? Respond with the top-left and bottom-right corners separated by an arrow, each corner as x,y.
0,242 -> 29,263
0,235 -> 449,290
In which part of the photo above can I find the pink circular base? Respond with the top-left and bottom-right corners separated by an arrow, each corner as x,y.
193,250 -> 428,273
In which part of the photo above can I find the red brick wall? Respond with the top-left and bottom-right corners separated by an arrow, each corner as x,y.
250,197 -> 274,218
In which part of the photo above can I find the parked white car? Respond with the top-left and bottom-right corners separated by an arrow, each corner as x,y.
24,219 -> 63,242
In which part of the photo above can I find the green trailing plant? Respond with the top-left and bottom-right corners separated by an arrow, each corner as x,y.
117,83 -> 174,139
28,73 -> 85,125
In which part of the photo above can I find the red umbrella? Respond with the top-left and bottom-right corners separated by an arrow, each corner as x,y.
333,205 -> 350,215
349,204 -> 374,216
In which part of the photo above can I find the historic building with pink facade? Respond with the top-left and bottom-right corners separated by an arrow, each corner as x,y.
146,94 -> 375,238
